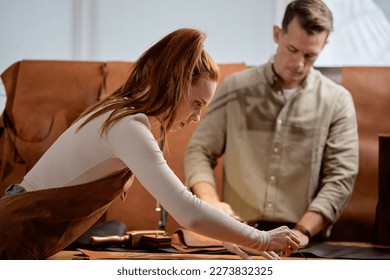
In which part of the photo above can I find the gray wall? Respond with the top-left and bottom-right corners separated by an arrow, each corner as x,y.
1,0 -> 389,111
0,0 -> 276,74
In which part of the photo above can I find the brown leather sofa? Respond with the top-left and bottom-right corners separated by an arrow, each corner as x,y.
1,60 -> 389,242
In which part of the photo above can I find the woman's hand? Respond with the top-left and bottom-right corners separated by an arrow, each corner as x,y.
222,241 -> 280,260
266,226 -> 300,256
222,225 -> 300,260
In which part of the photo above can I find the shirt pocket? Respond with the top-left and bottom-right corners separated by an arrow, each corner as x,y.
283,125 -> 327,165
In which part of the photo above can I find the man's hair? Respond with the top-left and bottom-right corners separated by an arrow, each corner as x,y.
282,0 -> 333,35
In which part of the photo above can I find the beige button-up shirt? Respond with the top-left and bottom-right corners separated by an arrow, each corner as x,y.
185,60 -> 359,225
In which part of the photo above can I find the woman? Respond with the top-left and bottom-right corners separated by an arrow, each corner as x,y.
0,28 -> 299,259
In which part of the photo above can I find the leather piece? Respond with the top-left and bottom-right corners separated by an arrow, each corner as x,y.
102,61 -> 135,99
78,242 -> 390,260
11,61 -> 103,142
170,229 -> 225,253
76,248 -> 258,260
0,60 -> 105,194
296,242 -> 390,259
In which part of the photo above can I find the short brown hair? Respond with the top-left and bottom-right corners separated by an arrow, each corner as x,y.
282,0 -> 333,35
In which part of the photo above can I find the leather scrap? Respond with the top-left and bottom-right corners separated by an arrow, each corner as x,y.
170,228 -> 226,253
294,242 -> 390,259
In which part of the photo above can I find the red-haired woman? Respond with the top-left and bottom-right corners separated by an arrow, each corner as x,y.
0,28 -> 299,259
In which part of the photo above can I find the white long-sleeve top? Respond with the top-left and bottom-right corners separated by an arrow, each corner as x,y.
22,111 -> 270,251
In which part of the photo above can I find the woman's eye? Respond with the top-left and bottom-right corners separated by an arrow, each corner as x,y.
194,101 -> 202,109
305,54 -> 316,60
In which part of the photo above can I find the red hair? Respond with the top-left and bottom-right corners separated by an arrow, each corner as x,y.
77,28 -> 219,144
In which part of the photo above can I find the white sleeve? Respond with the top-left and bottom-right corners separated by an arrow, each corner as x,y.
106,115 -> 270,251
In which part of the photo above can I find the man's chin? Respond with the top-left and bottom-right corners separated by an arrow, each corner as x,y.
285,75 -> 304,87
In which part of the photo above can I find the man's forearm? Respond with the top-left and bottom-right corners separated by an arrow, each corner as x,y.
294,211 -> 328,238
191,182 -> 243,220
191,182 -> 221,204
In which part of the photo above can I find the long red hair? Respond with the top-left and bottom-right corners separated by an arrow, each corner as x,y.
77,28 -> 219,145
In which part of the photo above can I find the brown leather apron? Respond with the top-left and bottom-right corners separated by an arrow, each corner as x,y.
0,170 -> 133,259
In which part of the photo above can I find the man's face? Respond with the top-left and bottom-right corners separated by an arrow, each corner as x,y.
273,16 -> 328,89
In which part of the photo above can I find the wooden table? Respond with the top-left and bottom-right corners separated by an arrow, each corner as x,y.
48,242 -> 390,260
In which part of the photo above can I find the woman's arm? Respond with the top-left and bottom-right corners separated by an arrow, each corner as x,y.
106,114 -> 298,254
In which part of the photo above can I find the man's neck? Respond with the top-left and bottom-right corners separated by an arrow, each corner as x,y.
271,63 -> 303,89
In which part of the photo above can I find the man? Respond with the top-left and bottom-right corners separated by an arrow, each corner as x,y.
184,0 -> 359,247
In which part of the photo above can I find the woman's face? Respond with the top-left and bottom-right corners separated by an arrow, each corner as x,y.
170,78 -> 217,131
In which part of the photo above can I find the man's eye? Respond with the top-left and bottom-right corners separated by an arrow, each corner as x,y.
288,47 -> 297,53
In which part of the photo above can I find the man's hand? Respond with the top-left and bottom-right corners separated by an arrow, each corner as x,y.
293,211 -> 329,247
211,201 -> 245,222
291,229 -> 309,248
191,182 -> 245,222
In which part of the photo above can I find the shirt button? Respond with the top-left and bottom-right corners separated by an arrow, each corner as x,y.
273,147 -> 279,153
267,202 -> 273,208
277,119 -> 283,125
270,175 -> 275,181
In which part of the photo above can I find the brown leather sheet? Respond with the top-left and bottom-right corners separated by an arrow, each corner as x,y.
76,248 -> 260,260
170,228 -> 225,253
76,242 -> 390,260
76,229 -> 390,260
295,242 -> 390,260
